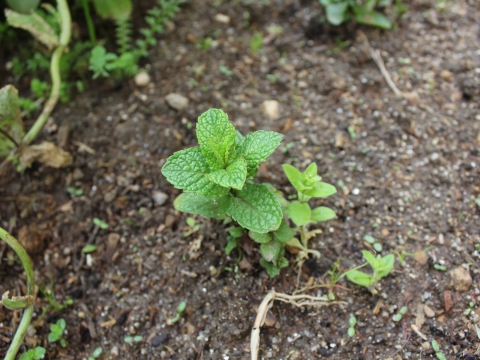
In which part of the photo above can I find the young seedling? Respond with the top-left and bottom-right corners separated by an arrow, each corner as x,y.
464,302 -> 475,316
431,339 -> 447,360
19,347 -> 46,360
347,315 -> 356,337
167,301 -> 187,325
93,217 -> 109,229
392,306 -> 407,322
183,217 -> 200,237
433,263 -> 447,271
250,32 -> 263,54
346,250 -> 394,295
67,186 -> 83,197
87,347 -> 103,360
124,335 -> 143,344
48,318 -> 67,348
364,234 -> 382,252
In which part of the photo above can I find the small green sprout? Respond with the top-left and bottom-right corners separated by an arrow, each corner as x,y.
82,244 -> 98,253
19,347 -> 46,360
363,235 -> 382,252
250,32 -> 263,54
87,347 -> 103,360
184,217 -> 201,237
433,264 -> 447,271
347,315 -> 356,337
93,217 -> 109,229
476,198 -> 480,207
167,301 -> 187,325
48,318 -> 67,348
393,306 -> 407,322
431,339 -> 447,360
67,186 -> 83,196
124,335 -> 143,344
464,302 -> 475,316
197,37 -> 213,51
346,251 -> 394,295
219,65 -> 233,76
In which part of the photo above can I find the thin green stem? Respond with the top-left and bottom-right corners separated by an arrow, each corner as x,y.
0,227 -> 36,360
81,0 -> 96,43
22,0 -> 71,146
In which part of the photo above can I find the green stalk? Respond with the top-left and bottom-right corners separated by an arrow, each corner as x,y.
81,0 -> 96,43
22,0 -> 71,146
0,227 -> 35,360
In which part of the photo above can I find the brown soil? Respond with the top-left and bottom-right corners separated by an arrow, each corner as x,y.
1,0 -> 479,359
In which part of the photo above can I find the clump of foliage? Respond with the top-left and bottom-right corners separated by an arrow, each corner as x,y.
19,347 -> 46,360
319,0 -> 408,29
162,109 -> 337,277
89,0 -> 184,79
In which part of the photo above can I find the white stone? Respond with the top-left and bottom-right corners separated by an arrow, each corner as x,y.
262,100 -> 280,120
165,93 -> 189,111
135,72 -> 150,87
214,13 -> 230,24
153,191 -> 168,206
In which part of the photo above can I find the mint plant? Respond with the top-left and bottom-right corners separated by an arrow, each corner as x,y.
346,250 -> 394,294
162,109 -> 338,277
19,347 -> 46,360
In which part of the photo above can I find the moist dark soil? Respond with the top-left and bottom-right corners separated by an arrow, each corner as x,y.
1,0 -> 480,359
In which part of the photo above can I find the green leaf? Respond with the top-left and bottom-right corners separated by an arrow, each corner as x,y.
259,258 -> 281,278
228,226 -> 244,238
282,164 -> 305,192
356,9 -> 392,29
363,235 -> 376,244
162,147 -> 229,197
227,183 -> 282,233
19,347 -> 46,360
92,347 -> 103,358
260,240 -> 281,262
207,157 -> 247,190
325,2 -> 349,26
6,0 -> 40,14
173,193 -> 230,219
237,130 -> 283,178
310,206 -> 336,222
82,244 -> 98,253
248,231 -> 272,244
92,0 -> 132,20
273,220 -> 294,243
5,9 -> 59,49
286,237 -> 303,251
0,85 -> 24,158
362,250 -> 377,269
93,217 -> 109,229
304,162 -> 318,179
197,109 -> 236,170
346,270 -> 376,287
287,201 -> 311,227
303,182 -> 337,197
376,254 -> 394,278
225,237 -> 238,254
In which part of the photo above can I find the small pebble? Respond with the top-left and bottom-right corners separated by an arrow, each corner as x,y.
151,333 -> 168,347
135,72 -> 150,87
165,93 -> 189,111
214,13 -> 230,24
262,100 -> 280,120
153,191 -> 168,206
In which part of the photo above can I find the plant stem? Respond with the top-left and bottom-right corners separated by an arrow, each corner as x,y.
81,0 -> 96,43
22,0 -> 71,146
0,227 -> 36,360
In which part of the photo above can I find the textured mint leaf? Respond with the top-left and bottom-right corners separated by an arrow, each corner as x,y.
197,109 -> 236,170
173,193 -> 230,219
346,270 -> 376,287
287,201 -> 311,227
238,130 -> 283,178
227,183 -> 282,233
248,231 -> 272,244
260,240 -> 281,262
282,164 -> 306,192
303,182 -> 337,197
311,206 -> 336,222
162,147 -> 229,197
207,157 -> 247,190
273,220 -> 294,243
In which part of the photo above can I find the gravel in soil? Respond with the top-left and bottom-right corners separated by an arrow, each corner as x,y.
1,0 -> 479,359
